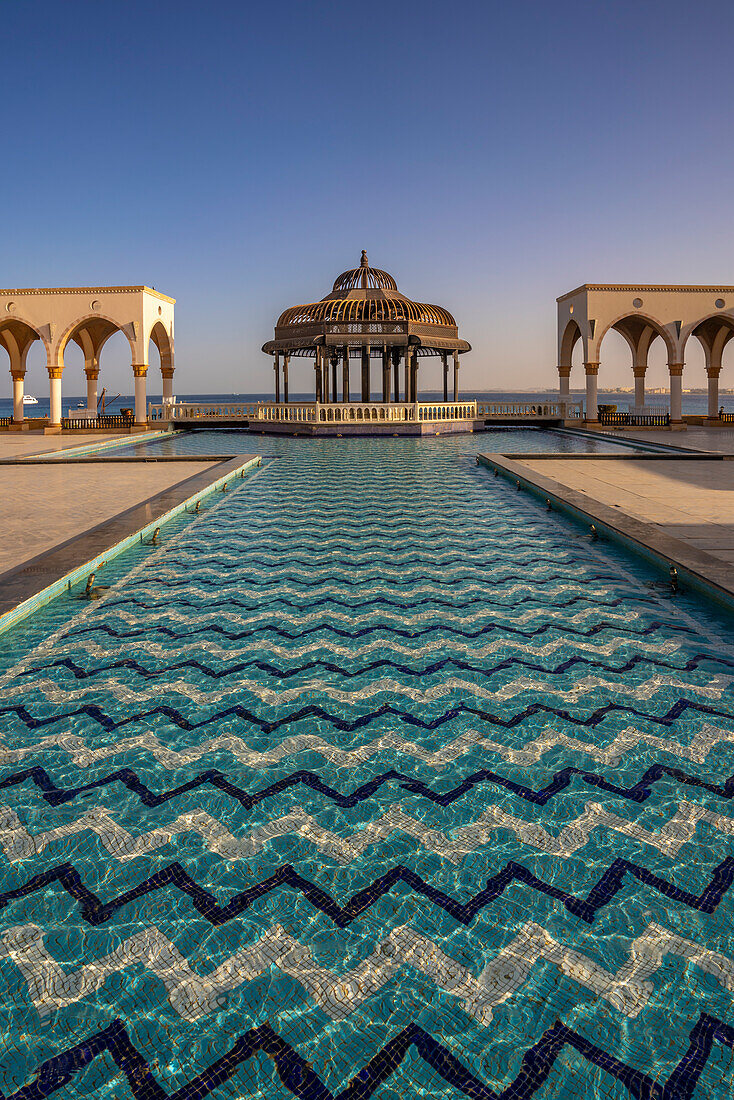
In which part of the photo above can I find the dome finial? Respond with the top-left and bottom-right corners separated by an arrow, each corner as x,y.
360,249 -> 369,268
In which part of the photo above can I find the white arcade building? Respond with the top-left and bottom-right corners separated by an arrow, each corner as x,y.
0,285 -> 174,428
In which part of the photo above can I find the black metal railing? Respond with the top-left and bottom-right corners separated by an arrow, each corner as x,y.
61,414 -> 132,429
722,412 -> 734,423
0,416 -> 11,427
599,411 -> 670,427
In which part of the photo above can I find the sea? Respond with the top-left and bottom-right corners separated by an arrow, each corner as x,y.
1,390 -> 730,419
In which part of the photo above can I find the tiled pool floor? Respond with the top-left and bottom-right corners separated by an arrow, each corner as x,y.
0,434 -> 732,1097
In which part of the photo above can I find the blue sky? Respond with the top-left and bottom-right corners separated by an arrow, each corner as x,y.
4,0 -> 734,397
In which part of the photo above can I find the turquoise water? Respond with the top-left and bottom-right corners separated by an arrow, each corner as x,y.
107,425 -> 661,458
0,433 -> 732,1097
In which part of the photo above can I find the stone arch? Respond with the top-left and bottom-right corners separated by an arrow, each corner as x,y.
559,318 -> 584,369
0,317 -> 46,373
0,317 -> 47,421
53,315 -> 137,422
594,312 -> 678,367
683,313 -> 734,418
55,314 -> 136,373
148,320 -> 173,374
682,312 -> 734,370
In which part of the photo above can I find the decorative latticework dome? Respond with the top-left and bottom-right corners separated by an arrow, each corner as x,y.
263,251 -> 470,358
331,250 -> 398,292
276,298 -> 456,327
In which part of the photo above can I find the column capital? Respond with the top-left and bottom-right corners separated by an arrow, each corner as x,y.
557,366 -> 571,378
85,368 -> 100,381
707,365 -> 722,379
10,369 -> 26,382
583,362 -> 600,376
47,367 -> 63,380
632,366 -> 646,378
132,364 -> 148,378
668,363 -> 684,377
161,367 -> 175,379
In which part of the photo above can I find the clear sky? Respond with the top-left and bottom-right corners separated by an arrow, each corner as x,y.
3,0 -> 734,398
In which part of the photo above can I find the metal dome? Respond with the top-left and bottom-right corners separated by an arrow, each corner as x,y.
276,297 -> 456,327
332,250 -> 398,292
263,251 -> 470,359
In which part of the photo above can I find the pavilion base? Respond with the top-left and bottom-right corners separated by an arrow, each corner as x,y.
248,418 -> 478,437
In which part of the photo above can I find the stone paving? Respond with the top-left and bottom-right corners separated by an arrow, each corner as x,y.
513,456 -> 734,567
0,458 -> 220,575
0,431 -> 131,460
615,426 -> 734,454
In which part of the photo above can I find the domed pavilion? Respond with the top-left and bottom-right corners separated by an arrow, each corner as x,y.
262,251 -> 471,404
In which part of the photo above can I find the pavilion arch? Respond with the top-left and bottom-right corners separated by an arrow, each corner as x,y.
148,320 -> 173,373
554,283 -> 734,424
54,315 -> 137,422
559,318 -> 584,370
682,312 -> 734,417
593,312 -> 678,368
0,317 -> 48,422
0,285 -> 175,428
55,314 -> 137,372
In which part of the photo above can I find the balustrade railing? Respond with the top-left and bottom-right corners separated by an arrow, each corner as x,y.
148,398 -> 583,426
310,401 -> 477,424
599,411 -> 670,427
61,414 -> 131,429
149,402 -> 258,422
149,400 -> 479,424
476,401 -> 582,420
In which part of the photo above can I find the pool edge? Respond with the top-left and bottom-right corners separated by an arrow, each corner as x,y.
477,452 -> 734,613
0,454 -> 261,635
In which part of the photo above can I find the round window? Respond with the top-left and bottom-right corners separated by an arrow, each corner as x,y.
91,299 -> 100,311
632,297 -> 643,309
5,301 -> 14,313
715,298 -> 726,309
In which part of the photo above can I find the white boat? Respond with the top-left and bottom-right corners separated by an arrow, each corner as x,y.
22,395 -> 38,406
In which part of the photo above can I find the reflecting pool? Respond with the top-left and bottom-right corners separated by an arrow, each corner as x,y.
0,434 -> 731,1098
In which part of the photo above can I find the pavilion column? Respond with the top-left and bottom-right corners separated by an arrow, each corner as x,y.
558,366 -> 570,407
584,362 -> 599,423
85,367 -> 99,414
11,370 -> 25,424
669,363 -> 683,424
315,350 -> 322,402
331,355 -> 338,402
707,366 -> 721,421
452,350 -> 459,402
404,348 -> 411,402
382,345 -> 390,402
342,348 -> 350,401
274,353 -> 280,403
324,354 -> 330,403
282,354 -> 289,402
162,368 -> 174,404
442,352 -> 448,402
361,344 -> 370,402
48,369 -> 62,427
392,349 -> 400,402
133,365 -> 148,426
412,353 -> 419,404
633,367 -> 645,409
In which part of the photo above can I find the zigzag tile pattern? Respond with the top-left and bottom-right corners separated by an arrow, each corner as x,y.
1,1012 -> 734,1099
0,431 -> 733,1099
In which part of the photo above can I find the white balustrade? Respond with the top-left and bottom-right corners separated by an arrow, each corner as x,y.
148,399 -> 581,425
476,401 -> 583,420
